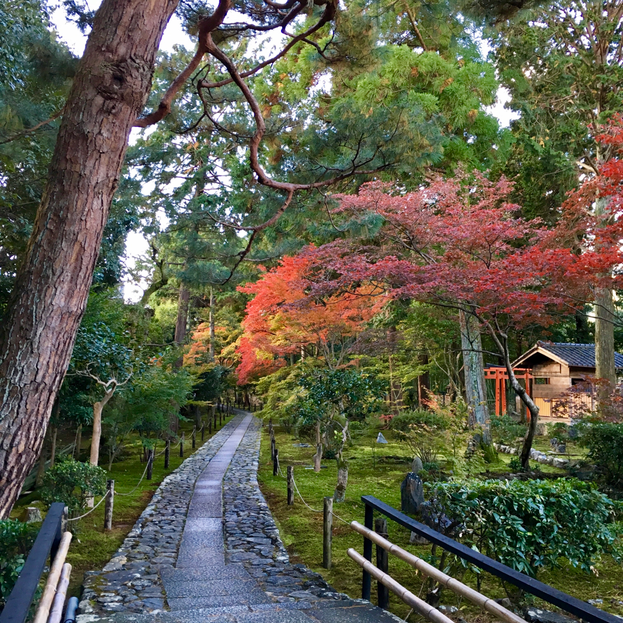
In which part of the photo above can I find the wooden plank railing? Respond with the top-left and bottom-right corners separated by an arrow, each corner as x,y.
0,503 -> 67,623
359,496 -> 620,623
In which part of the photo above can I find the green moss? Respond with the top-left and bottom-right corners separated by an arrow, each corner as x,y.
259,425 -> 623,621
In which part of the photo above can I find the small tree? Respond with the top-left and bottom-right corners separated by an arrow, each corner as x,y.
295,368 -> 383,501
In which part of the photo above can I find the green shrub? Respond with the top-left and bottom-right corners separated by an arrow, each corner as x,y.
490,414 -> 526,445
579,423 -> 623,486
390,410 -> 449,433
41,458 -> 107,517
430,478 -> 622,578
0,520 -> 38,609
548,422 -> 569,442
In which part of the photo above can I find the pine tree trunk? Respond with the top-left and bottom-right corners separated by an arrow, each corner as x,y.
75,424 -> 82,460
35,430 -> 50,488
458,310 -> 490,442
0,0 -> 179,517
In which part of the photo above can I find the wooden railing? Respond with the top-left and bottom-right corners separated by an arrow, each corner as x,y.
0,503 -> 68,623
356,496 -> 620,623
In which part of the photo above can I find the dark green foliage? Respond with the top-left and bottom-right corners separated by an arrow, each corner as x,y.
490,414 -> 526,445
295,368 -> 384,426
390,410 -> 449,433
40,459 -> 107,517
579,423 -> 623,487
193,365 -> 230,404
0,519 -> 38,609
431,479 -> 622,577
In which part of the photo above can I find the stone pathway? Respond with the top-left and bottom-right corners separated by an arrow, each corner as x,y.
78,412 -> 402,623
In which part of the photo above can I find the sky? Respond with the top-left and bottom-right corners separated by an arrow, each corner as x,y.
50,6 -> 518,302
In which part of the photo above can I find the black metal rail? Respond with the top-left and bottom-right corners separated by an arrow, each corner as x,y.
361,495 -> 620,623
0,503 -> 66,623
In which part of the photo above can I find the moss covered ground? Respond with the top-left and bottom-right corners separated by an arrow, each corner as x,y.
257,424 -> 623,622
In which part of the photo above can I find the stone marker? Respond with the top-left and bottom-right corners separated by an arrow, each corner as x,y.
26,507 -> 43,523
400,472 -> 424,515
411,456 -> 423,474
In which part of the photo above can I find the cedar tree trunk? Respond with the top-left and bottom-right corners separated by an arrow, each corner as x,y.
595,286 -> 617,387
458,310 -> 490,443
0,0 -> 178,517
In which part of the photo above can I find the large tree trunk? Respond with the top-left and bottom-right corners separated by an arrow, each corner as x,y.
594,197 -> 617,392
458,310 -> 490,443
0,0 -> 179,517
595,286 -> 616,387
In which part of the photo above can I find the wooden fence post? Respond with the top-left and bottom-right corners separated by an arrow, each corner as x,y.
208,413 -> 213,435
104,480 -> 114,531
323,497 -> 333,569
212,405 -> 217,430
375,517 -> 389,609
201,423 -> 205,442
146,450 -> 153,480
287,466 -> 294,505
164,439 -> 170,469
192,428 -> 196,449
179,434 -> 184,458
270,436 -> 276,462
273,448 -> 279,476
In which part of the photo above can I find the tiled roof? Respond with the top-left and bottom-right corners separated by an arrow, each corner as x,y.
537,341 -> 623,369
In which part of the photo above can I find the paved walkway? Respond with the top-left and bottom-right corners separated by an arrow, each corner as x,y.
78,412 -> 401,623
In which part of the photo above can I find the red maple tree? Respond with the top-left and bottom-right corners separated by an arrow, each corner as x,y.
235,252 -> 387,385
302,170 -> 623,466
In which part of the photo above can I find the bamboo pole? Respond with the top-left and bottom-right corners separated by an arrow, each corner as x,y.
33,531 -> 72,623
347,549 -> 453,623
47,562 -> 72,623
350,522 -> 526,623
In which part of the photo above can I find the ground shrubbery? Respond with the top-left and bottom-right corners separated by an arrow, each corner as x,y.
430,478 -> 622,578
0,519 -> 38,609
579,423 -> 623,487
490,414 -> 526,446
41,458 -> 107,518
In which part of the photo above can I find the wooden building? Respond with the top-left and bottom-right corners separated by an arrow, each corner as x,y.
487,342 -> 623,418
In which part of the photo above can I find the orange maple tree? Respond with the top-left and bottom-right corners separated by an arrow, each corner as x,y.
235,251 -> 387,384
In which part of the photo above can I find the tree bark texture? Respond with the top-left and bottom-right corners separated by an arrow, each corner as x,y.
334,459 -> 348,503
595,286 -> 617,387
0,0 -> 179,517
90,388 -> 116,466
458,310 -> 490,442
209,287 -> 216,360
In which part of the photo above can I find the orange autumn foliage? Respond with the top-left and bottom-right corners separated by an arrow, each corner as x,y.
235,250 -> 386,384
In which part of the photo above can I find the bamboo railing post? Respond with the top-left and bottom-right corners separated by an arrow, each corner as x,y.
362,504 -> 373,601
375,517 -> 389,609
32,531 -> 72,623
287,466 -> 294,505
146,450 -> 153,480
323,497 -> 333,569
104,480 -> 114,531
273,448 -> 279,477
48,562 -> 72,623
165,439 -> 170,469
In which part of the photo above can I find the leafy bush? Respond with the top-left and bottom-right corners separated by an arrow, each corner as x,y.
430,478 -> 622,578
548,422 -> 569,442
490,415 -> 526,445
390,410 -> 449,433
41,458 -> 107,517
579,423 -> 623,487
391,410 -> 450,464
0,520 -> 38,609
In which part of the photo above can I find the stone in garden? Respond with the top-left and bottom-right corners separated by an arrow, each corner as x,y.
25,507 -> 42,523
536,423 -> 547,436
550,437 -> 558,448
557,443 -> 566,454
411,456 -> 423,474
400,472 -> 424,514
526,609 -> 576,623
